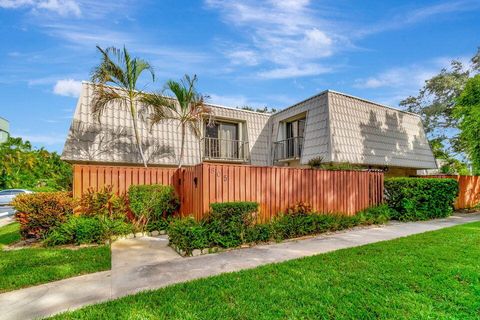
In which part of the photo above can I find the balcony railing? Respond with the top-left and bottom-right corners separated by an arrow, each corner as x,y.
273,137 -> 304,161
202,137 -> 249,162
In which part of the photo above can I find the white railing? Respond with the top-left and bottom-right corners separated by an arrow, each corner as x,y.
202,137 -> 249,161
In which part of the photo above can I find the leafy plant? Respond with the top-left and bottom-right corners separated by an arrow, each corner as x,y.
167,217 -> 209,255
307,156 -> 324,169
77,186 -> 128,220
12,192 -> 75,239
384,178 -> 459,221
285,202 -> 312,216
206,202 -> 259,248
128,184 -> 179,227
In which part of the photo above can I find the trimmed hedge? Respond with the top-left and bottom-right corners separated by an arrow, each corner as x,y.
206,202 -> 259,248
128,185 -> 179,224
384,178 -> 459,221
168,202 -> 392,256
12,192 -> 75,239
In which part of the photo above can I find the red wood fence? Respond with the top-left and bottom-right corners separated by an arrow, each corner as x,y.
424,175 -> 480,209
73,163 -> 384,221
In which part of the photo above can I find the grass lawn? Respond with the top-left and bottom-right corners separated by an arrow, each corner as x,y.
0,223 -> 111,293
52,221 -> 480,320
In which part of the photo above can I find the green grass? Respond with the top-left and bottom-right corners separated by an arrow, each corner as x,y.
51,222 -> 480,320
0,222 -> 21,248
0,223 -> 111,293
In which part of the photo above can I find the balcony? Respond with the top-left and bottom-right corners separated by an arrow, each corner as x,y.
202,137 -> 249,162
273,137 -> 304,161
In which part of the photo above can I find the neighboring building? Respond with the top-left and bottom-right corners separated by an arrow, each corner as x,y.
62,82 -> 437,176
0,117 -> 9,143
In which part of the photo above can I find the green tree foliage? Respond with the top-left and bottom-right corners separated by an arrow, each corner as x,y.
454,75 -> 480,174
400,48 -> 480,158
0,137 -> 72,191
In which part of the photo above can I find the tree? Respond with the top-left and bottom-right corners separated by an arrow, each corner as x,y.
454,74 -> 480,174
400,48 -> 480,157
141,75 -> 211,168
0,137 -> 72,190
91,46 -> 155,167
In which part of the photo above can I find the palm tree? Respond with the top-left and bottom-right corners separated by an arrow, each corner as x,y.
141,75 -> 211,168
90,46 -> 154,167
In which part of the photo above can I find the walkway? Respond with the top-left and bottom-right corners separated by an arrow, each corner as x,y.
1,213 -> 479,320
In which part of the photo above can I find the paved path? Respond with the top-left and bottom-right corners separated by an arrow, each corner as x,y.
1,213 -> 479,320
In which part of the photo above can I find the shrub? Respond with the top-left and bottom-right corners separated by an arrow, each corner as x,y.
45,215 -> 133,246
168,217 -> 209,255
76,186 -> 128,220
45,216 -> 104,246
245,223 -> 271,243
206,202 -> 259,248
285,202 -> 312,216
128,185 -> 179,225
12,192 -> 75,239
356,204 -> 393,225
307,156 -> 324,169
385,178 -> 459,221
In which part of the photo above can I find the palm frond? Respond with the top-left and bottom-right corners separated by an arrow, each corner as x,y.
91,86 -> 125,122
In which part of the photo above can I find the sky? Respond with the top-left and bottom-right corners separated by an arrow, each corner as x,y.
0,0 -> 479,153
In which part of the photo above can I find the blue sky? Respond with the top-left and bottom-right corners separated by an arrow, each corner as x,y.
1,0 -> 479,153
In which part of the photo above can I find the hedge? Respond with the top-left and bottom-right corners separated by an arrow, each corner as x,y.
168,202 -> 392,256
12,192 -> 75,239
384,178 -> 459,221
128,185 -> 179,224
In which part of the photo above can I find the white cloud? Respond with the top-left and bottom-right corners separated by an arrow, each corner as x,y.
355,66 -> 437,89
208,93 -> 267,108
53,79 -> 82,97
206,0 -> 340,78
0,0 -> 81,16
258,64 -> 331,80
357,1 -> 480,37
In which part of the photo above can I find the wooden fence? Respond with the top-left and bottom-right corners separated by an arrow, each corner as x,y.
73,163 -> 384,221
424,175 -> 480,209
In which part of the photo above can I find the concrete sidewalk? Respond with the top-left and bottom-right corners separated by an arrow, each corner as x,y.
1,213 -> 479,320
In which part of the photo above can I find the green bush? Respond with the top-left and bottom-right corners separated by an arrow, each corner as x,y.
356,204 -> 394,225
12,192 -> 75,239
128,185 -> 179,225
245,224 -> 271,243
385,178 -> 459,221
167,201 -> 393,256
45,215 -> 133,246
168,217 -> 209,255
206,202 -> 259,248
45,216 -> 104,246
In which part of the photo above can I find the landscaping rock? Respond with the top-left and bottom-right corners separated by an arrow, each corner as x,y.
151,230 -> 159,237
192,249 -> 202,256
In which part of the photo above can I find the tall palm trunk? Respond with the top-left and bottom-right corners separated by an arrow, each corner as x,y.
178,123 -> 186,168
129,99 -> 148,167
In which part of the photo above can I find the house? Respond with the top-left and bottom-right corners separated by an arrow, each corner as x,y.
0,116 -> 9,143
62,82 -> 436,176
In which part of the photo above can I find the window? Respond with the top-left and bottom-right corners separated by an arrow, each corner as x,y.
204,121 -> 246,160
